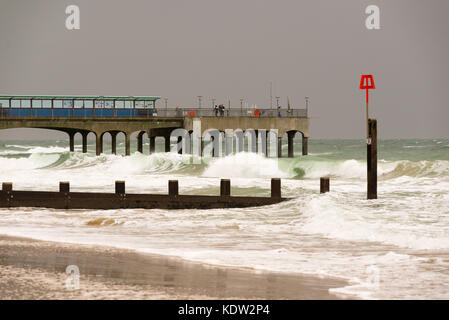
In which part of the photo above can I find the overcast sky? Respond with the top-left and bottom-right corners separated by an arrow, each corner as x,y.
0,0 -> 448,139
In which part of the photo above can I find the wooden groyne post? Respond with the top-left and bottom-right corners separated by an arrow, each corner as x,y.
320,177 -> 330,193
271,178 -> 281,198
367,119 -> 377,199
220,179 -> 231,197
0,178 -> 289,210
60,182 -> 70,193
168,180 -> 179,197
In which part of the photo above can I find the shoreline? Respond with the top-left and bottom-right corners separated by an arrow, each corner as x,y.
0,234 -> 351,300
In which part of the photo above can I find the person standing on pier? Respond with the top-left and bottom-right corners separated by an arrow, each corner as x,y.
219,104 -> 225,116
214,105 -> 219,116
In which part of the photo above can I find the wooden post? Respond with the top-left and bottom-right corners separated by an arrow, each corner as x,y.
320,177 -> 330,193
220,179 -> 231,197
367,119 -> 377,199
271,178 -> 281,198
168,180 -> 178,197
2,182 -> 12,192
115,181 -> 125,194
59,182 -> 70,193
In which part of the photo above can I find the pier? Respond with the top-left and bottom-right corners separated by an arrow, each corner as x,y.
0,95 -> 310,157
0,179 -> 288,210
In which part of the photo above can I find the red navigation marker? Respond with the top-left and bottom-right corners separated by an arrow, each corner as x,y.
360,74 -> 376,139
359,74 -> 375,104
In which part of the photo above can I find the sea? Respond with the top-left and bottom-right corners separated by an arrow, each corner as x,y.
0,138 -> 448,299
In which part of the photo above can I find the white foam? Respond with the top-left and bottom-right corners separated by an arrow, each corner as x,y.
202,152 -> 289,179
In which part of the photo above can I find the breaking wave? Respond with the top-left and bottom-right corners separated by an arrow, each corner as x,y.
0,143 -> 448,181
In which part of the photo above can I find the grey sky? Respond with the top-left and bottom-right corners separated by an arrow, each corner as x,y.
0,0 -> 448,139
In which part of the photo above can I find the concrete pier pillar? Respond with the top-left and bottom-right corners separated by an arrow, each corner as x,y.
255,131 -> 259,154
302,136 -> 308,156
258,130 -> 267,157
177,136 -> 183,154
220,179 -> 231,197
278,137 -> 282,158
165,136 -> 171,152
137,131 -> 144,153
201,138 -> 205,157
149,136 -> 156,154
212,135 -> 220,158
111,132 -> 117,155
225,130 -> 233,156
320,177 -> 330,193
271,178 -> 281,198
82,132 -> 88,153
125,133 -> 131,156
96,134 -> 103,156
168,180 -> 178,197
287,132 -> 295,158
69,132 -> 75,152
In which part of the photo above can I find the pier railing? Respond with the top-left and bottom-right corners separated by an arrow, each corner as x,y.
155,108 -> 307,118
0,107 -> 307,119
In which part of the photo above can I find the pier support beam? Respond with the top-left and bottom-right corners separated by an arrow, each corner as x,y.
225,130 -> 233,156
137,131 -> 144,153
367,119 -> 377,199
302,136 -> 308,156
258,130 -> 267,156
96,134 -> 102,156
278,137 -> 282,158
255,131 -> 259,154
82,132 -> 88,154
125,133 -> 131,156
149,136 -> 155,154
111,132 -> 117,155
177,136 -> 183,154
165,135 -> 171,152
68,132 -> 75,152
287,132 -> 295,158
201,138 -> 205,157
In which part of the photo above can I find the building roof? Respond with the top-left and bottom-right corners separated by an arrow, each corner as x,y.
0,95 -> 161,101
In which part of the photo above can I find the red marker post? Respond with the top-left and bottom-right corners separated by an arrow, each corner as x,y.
359,75 -> 375,141
359,74 -> 377,199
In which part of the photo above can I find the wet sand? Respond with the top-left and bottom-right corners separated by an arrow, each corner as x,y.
0,235 -> 349,300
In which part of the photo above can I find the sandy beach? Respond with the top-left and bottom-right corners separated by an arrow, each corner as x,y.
0,235 -> 348,300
